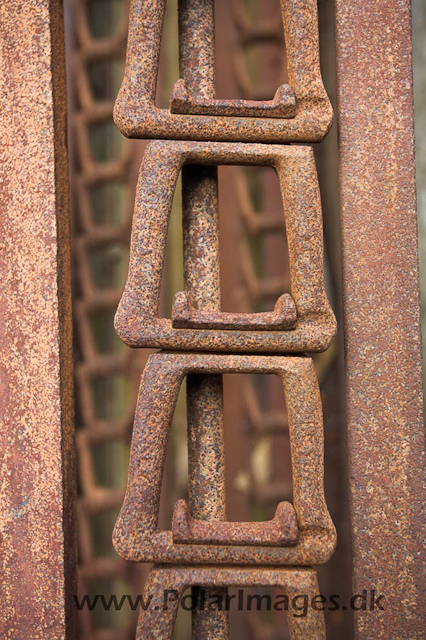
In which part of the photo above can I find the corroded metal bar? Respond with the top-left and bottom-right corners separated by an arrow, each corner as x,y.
172,499 -> 298,546
0,0 -> 76,637
335,0 -> 426,637
170,79 -> 296,118
172,291 -> 297,330
179,1 -> 228,636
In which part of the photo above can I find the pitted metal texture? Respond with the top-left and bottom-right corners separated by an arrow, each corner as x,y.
112,0 -> 335,637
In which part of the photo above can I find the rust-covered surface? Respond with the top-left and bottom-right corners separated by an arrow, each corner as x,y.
111,0 -> 337,636
113,353 -> 335,565
178,6 -> 229,633
136,565 -> 326,640
170,78 -> 296,118
171,291 -> 298,331
0,0 -> 76,637
114,0 -> 332,142
172,499 -> 299,546
115,141 -> 336,353
335,0 -> 426,637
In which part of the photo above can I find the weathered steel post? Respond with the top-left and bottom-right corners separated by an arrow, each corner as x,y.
336,0 -> 426,636
0,0 -> 76,637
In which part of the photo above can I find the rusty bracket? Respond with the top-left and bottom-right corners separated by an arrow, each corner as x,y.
113,352 -> 336,565
170,79 -> 296,118
172,292 -> 297,331
135,565 -> 326,639
113,0 -> 332,142
172,499 -> 298,546
115,140 -> 336,353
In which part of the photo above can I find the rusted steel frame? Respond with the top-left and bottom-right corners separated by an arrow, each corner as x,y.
235,170 -> 285,236
114,0 -> 332,141
68,0 -> 150,637
0,0 -> 76,637
231,0 -> 283,45
72,0 -> 128,118
135,565 -> 326,640
178,2 -> 228,636
73,109 -> 134,181
74,0 -> 129,61
115,141 -> 336,352
243,379 -> 289,436
231,0 -> 285,103
113,352 -> 335,565
335,0 -> 426,637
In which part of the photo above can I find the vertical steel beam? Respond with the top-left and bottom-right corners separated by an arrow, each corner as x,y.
335,1 -> 426,637
0,1 -> 76,637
